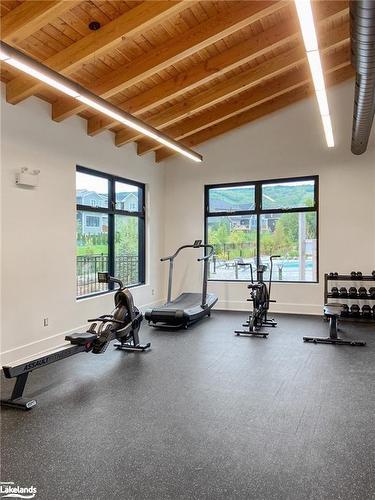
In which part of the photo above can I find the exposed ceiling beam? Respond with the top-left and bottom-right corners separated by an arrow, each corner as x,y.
137,46 -> 350,155
1,1 -> 74,45
115,20 -> 349,147
155,65 -> 355,162
50,1 -> 285,122
87,0 -> 348,137
6,1 -> 187,105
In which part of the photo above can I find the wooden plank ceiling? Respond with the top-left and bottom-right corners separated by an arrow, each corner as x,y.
0,0 -> 353,162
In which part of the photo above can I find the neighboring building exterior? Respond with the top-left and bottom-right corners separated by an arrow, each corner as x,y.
76,190 -> 138,235
209,198 -> 280,232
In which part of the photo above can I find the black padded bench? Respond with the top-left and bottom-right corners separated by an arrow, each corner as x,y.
303,303 -> 366,346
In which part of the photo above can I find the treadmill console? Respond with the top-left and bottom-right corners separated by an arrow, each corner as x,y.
98,272 -> 110,283
193,240 -> 202,247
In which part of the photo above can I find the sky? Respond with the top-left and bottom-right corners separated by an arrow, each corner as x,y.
76,172 -> 138,193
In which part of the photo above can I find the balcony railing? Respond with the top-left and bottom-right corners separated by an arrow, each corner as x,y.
77,254 -> 139,297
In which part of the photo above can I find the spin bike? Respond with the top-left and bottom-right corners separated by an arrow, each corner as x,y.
235,255 -> 280,338
1,273 -> 150,410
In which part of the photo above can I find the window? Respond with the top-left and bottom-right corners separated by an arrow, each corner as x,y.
76,166 -> 145,298
205,176 -> 318,282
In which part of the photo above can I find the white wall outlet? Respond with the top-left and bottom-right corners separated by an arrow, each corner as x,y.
43,318 -> 48,327
152,289 -> 155,295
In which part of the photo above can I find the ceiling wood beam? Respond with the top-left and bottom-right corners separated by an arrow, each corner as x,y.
87,0 -> 348,137
136,46 -> 350,155
155,65 -> 355,162
115,20 -> 349,147
1,1 -> 74,45
6,1 -> 187,105
51,1 -> 286,122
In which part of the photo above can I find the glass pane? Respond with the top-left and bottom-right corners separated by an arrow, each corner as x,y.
207,215 -> 257,280
115,181 -> 141,212
208,185 -> 255,212
259,212 -> 317,282
115,215 -> 140,286
76,211 -> 109,296
262,180 -> 315,210
76,171 -> 109,208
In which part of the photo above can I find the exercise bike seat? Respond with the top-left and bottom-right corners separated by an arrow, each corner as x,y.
65,332 -> 97,346
324,303 -> 344,318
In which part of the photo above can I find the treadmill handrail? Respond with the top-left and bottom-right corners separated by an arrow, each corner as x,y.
161,243 -> 215,304
161,244 -> 214,262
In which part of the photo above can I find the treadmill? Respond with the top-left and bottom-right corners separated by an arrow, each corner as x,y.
145,240 -> 218,328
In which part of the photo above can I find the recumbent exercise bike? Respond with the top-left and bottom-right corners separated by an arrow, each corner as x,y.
1,273 -> 150,410
235,255 -> 280,338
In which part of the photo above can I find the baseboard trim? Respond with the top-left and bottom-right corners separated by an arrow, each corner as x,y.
0,324 -> 89,367
1,297 -> 166,366
215,300 -> 321,316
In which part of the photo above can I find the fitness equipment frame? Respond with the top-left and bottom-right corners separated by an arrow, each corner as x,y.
303,303 -> 366,346
1,273 -> 150,410
324,272 -> 375,323
145,240 -> 218,328
235,255 -> 280,338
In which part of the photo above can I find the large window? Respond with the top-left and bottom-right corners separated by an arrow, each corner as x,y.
205,176 -> 318,282
76,166 -> 145,297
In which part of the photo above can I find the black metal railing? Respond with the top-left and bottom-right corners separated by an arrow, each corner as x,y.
77,254 -> 139,297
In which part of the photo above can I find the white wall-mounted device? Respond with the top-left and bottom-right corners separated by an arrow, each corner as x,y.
16,167 -> 40,187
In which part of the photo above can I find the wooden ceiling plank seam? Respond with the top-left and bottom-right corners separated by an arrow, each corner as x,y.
1,0 -> 75,45
87,0 -> 347,138
114,18 -> 349,146
51,1 -> 286,122
6,0 -> 188,105
137,46 -> 350,155
154,64 -> 355,162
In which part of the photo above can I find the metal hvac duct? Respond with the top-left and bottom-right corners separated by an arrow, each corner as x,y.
350,0 -> 375,154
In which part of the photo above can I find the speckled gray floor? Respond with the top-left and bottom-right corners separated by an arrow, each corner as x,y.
1,312 -> 375,500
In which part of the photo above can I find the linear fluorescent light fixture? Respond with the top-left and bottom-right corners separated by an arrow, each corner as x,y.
294,0 -> 334,148
0,41 -> 203,163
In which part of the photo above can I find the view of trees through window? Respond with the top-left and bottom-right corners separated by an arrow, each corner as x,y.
76,168 -> 145,297
206,178 -> 318,282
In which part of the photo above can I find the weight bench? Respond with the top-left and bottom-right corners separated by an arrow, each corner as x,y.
303,303 -> 366,346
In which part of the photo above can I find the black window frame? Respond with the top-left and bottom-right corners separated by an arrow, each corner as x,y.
204,175 -> 319,284
76,165 -> 146,298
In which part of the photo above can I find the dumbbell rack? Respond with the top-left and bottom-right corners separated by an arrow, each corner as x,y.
324,273 -> 375,323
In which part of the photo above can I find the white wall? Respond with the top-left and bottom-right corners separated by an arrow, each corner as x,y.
1,80 -> 374,365
0,88 -> 166,365
162,81 -> 375,314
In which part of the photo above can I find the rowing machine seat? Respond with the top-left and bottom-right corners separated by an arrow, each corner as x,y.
65,332 -> 97,346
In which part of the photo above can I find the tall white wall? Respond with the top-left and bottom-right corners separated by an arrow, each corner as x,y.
0,88 -> 166,365
1,80 -> 374,365
162,81 -> 375,314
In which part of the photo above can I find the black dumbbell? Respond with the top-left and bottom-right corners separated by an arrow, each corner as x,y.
339,287 -> 348,298
369,287 -> 375,299
331,287 -> 339,297
349,287 -> 358,298
350,304 -> 360,317
358,286 -> 367,298
362,305 -> 372,319
357,271 -> 363,279
341,304 -> 350,317
351,271 -> 357,278
372,270 -> 375,278
329,272 -> 339,277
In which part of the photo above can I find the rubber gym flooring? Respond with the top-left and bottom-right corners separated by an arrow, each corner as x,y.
1,311 -> 375,500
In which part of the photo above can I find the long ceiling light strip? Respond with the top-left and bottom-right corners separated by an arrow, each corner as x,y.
294,0 -> 334,147
0,41 -> 203,163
